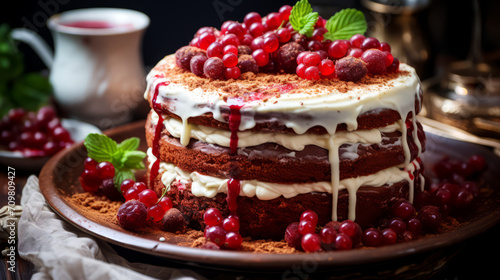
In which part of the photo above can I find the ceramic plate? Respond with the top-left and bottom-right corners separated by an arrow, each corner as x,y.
38,120 -> 500,272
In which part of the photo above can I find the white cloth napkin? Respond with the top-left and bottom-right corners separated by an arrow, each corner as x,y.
18,175 -> 205,280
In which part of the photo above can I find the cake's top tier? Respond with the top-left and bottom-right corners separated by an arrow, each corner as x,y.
145,55 -> 421,134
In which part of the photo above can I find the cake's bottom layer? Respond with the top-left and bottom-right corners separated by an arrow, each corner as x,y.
149,170 -> 424,240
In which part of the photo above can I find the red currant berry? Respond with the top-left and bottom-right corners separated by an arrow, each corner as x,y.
225,232 -> 242,249
120,179 -> 136,194
220,20 -> 234,34
197,32 -> 216,50
362,228 -> 383,247
467,155 -> 487,173
43,141 -> 59,155
207,42 -> 224,58
407,218 -> 423,235
263,35 -> 279,53
138,189 -> 158,208
350,34 -> 365,48
79,176 -> 99,193
7,108 -> 26,123
392,199 -> 415,220
304,66 -> 320,80
381,228 -> 397,245
454,189 -> 474,209
300,210 -> 318,224
301,233 -> 321,252
320,227 -> 337,244
296,63 -> 307,78
303,52 -> 321,67
266,12 -> 282,30
226,22 -> 245,39
240,34 -> 254,46
36,106 -> 56,127
244,12 -> 262,27
360,37 -> 381,51
312,27 -> 327,42
328,40 -> 348,59
124,187 -> 140,201
222,216 -> 240,232
133,182 -> 147,192
222,53 -> 238,67
84,157 -> 98,171
384,51 -> 394,67
387,57 -> 400,72
388,217 -> 407,236
279,5 -> 292,21
52,126 -> 72,142
319,59 -> 335,76
380,42 -> 391,52
147,204 -> 165,222
335,233 -> 353,250
205,226 -> 226,246
223,45 -> 238,56
252,49 -> 269,66
225,66 -> 241,79
250,36 -> 264,51
220,34 -> 239,47
158,196 -> 173,212
298,220 -> 315,235
276,28 -> 291,43
204,208 -> 223,227
249,22 -> 265,37
296,52 -> 308,64
96,161 -> 115,180
348,48 -> 363,58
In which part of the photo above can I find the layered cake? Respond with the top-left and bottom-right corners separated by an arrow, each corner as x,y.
143,4 -> 426,240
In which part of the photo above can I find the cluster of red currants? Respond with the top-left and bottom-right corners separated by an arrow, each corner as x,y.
176,5 -> 399,82
120,179 -> 173,224
0,107 -> 73,157
202,208 -> 242,250
414,154 -> 487,217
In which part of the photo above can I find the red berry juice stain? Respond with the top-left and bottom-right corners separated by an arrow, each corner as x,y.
227,103 -> 243,214
150,79 -> 170,189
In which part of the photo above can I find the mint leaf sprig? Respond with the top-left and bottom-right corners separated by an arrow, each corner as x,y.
323,8 -> 367,41
288,0 -> 367,41
84,133 -> 147,191
289,0 -> 318,37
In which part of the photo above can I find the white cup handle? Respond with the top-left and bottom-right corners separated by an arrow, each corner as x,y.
11,28 -> 54,69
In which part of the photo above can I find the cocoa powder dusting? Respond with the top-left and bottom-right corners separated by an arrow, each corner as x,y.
155,55 -> 408,102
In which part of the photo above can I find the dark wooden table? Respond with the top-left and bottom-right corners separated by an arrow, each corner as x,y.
1,164 -> 499,280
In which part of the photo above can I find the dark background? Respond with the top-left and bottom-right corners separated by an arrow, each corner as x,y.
2,0 -> 500,80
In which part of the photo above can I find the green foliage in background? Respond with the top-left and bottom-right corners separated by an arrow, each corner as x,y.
0,24 -> 52,117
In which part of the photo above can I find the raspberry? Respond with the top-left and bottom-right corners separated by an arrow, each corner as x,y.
175,46 -> 206,70
335,57 -> 367,82
237,45 -> 252,56
116,200 -> 147,230
276,42 -> 305,73
291,33 -> 308,48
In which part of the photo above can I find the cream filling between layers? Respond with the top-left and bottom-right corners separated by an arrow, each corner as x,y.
150,110 -> 401,151
148,148 -> 421,221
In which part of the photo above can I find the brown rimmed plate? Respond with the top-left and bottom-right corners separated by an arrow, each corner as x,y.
38,120 -> 500,271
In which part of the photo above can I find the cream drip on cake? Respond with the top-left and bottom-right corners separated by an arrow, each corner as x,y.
144,55 -> 424,221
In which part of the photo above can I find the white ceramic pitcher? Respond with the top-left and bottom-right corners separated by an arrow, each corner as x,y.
12,8 -> 150,129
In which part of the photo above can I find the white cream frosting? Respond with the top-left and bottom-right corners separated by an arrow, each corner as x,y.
145,56 -> 423,221
150,110 -> 401,151
148,148 -> 421,221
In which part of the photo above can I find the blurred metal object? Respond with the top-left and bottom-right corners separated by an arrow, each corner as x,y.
418,116 -> 500,156
361,0 -> 433,79
422,0 -> 500,139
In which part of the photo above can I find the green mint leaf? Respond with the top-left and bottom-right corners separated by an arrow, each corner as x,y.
117,137 -> 140,152
114,170 -> 135,191
289,0 -> 318,37
121,150 -> 146,170
324,8 -> 367,41
84,133 -> 118,163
